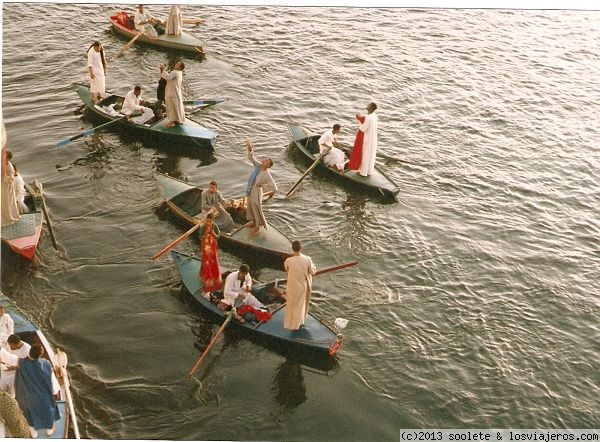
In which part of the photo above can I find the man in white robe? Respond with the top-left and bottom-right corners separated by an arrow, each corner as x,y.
0,335 -> 31,395
222,265 -> 264,310
1,147 -> 20,227
356,102 -> 378,177
134,5 -> 158,38
122,86 -> 154,124
165,5 -> 182,36
87,41 -> 106,102
283,240 -> 316,331
0,307 -> 14,348
159,62 -> 186,127
318,124 -> 346,171
13,167 -> 27,213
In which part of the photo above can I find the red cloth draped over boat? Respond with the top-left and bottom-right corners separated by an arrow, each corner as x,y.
200,225 -> 223,292
237,305 -> 272,323
347,115 -> 366,171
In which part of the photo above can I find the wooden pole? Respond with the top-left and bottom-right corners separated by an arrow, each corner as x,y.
56,350 -> 81,439
113,32 -> 142,60
188,311 -> 235,378
35,181 -> 58,251
285,152 -> 325,198
152,221 -> 202,261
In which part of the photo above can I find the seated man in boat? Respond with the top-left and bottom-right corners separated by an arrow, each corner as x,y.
220,265 -> 267,322
201,181 -> 234,232
318,124 -> 347,172
121,85 -> 155,124
0,306 -> 14,347
0,334 -> 31,395
134,5 -> 159,38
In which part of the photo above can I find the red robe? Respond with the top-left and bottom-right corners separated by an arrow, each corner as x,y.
348,115 -> 366,170
200,224 -> 223,291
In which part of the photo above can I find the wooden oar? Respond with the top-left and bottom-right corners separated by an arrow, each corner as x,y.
188,310 -> 234,378
183,99 -> 224,107
183,18 -> 205,25
254,260 -> 359,292
152,221 -> 202,261
56,117 -> 126,147
152,207 -> 217,261
56,350 -> 81,439
285,152 -> 326,198
34,181 -> 58,251
113,32 -> 142,59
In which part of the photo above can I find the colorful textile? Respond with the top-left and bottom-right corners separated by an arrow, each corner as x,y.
237,305 -> 272,323
199,224 -> 222,292
348,115 -> 365,170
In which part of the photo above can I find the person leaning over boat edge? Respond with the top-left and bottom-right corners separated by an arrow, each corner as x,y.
244,140 -> 277,236
318,123 -> 347,171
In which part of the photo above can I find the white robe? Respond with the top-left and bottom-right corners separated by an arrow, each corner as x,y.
87,48 -> 105,96
121,90 -> 154,124
160,70 -> 185,124
246,151 -> 277,229
1,161 -> 20,226
13,173 -> 27,213
0,314 -> 14,347
134,9 -> 158,37
358,111 -> 378,176
222,271 -> 263,309
165,5 -> 182,36
318,130 -> 346,170
200,189 -> 234,232
0,342 -> 30,394
283,254 -> 316,330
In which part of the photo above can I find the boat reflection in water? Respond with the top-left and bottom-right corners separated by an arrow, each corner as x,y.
272,359 -> 307,410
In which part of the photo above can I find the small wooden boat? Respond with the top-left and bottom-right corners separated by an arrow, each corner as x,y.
171,250 -> 343,358
155,172 -> 292,261
1,182 -> 43,260
75,84 -> 218,150
0,293 -> 80,439
287,122 -> 400,198
102,7 -> 206,55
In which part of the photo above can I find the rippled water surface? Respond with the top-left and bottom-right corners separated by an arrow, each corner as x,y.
2,4 -> 600,440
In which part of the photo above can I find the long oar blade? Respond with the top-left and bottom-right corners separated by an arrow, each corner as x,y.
255,260 -> 359,291
188,311 -> 234,378
183,99 -> 224,106
56,117 -> 125,148
152,221 -> 202,261
113,32 -> 142,60
285,151 -> 325,198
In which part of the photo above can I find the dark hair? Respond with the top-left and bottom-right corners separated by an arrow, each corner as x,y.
368,102 -> 378,111
6,150 -> 13,161
267,158 -> 274,168
7,334 -> 21,345
29,344 -> 44,359
134,85 -> 142,93
209,181 -> 218,186
292,240 -> 302,252
179,61 -> 186,70
205,212 -> 214,220
88,41 -> 106,71
333,124 -> 341,131
239,264 -> 250,273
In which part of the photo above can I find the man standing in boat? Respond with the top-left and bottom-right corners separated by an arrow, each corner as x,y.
283,240 -> 316,331
355,102 -> 378,177
165,4 -> 182,36
86,41 -> 106,103
159,62 -> 185,128
245,141 -> 277,236
318,124 -> 347,172
134,5 -> 158,38
122,85 -> 154,124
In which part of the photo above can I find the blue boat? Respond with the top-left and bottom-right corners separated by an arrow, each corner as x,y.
75,83 -> 218,150
0,293 -> 80,439
170,250 -> 344,359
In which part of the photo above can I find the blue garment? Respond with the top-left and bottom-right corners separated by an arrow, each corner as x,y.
15,357 -> 60,430
246,164 -> 261,196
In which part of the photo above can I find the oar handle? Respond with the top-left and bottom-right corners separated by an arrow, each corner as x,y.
188,311 -> 234,378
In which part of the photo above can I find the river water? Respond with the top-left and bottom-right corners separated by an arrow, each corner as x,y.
1,3 -> 599,441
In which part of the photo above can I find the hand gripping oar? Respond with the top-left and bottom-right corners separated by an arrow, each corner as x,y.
188,310 -> 235,378
56,349 -> 81,439
56,117 -> 126,147
285,152 -> 326,198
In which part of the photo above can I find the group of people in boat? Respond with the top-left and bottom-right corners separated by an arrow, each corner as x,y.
87,5 -> 190,128
0,305 -> 61,438
318,101 -> 379,177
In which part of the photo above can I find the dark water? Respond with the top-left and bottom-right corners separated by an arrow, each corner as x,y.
2,4 -> 600,440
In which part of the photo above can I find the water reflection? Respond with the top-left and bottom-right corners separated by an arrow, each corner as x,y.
272,359 -> 306,410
